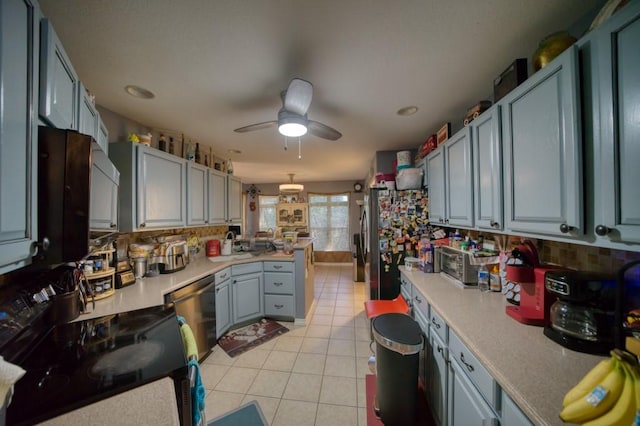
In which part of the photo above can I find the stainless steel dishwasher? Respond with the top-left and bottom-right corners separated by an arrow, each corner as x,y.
165,274 -> 216,361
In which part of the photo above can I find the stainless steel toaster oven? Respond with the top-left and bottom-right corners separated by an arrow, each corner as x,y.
438,246 -> 480,285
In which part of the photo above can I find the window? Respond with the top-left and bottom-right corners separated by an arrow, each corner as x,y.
258,195 -> 279,231
309,193 -> 350,251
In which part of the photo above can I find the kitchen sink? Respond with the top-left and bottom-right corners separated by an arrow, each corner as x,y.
206,252 -> 262,263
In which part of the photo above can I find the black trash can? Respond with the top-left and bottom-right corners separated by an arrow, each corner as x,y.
372,313 -> 423,426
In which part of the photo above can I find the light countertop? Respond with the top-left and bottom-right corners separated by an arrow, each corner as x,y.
402,268 -> 605,426
79,251 -> 296,321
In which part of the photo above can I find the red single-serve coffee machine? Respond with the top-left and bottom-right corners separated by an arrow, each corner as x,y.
504,241 -> 564,326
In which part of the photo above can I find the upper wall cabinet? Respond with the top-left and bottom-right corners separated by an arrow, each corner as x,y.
593,1 -> 640,244
97,116 -> 109,154
90,149 -> 119,232
471,105 -> 503,231
39,18 -> 79,130
77,81 -> 98,140
209,169 -> 228,225
227,175 -> 243,224
109,143 -> 186,232
426,148 -> 446,225
0,0 -> 41,274
187,162 -> 209,226
501,45 -> 582,238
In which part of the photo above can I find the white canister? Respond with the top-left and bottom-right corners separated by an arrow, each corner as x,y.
221,239 -> 232,256
396,150 -> 412,167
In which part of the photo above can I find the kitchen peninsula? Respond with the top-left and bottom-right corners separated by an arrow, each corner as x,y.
80,239 -> 315,324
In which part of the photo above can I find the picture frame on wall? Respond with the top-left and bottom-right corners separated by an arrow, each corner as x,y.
436,123 -> 450,146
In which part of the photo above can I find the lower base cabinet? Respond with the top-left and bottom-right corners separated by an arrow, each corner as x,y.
214,268 -> 232,338
429,329 -> 448,426
264,261 -> 295,320
448,358 -> 499,426
231,263 -> 264,324
502,392 -> 533,426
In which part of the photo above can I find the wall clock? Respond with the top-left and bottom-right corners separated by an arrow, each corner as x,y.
354,182 -> 363,192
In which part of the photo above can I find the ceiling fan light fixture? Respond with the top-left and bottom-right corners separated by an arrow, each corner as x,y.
278,115 -> 308,137
279,173 -> 304,193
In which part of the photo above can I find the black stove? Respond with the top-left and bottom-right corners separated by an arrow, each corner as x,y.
3,304 -> 190,425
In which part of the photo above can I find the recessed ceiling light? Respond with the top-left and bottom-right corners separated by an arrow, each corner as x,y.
397,106 -> 419,116
228,149 -> 242,155
125,85 -> 155,99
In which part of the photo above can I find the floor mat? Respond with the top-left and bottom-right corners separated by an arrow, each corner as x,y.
207,400 -> 267,426
218,318 -> 289,357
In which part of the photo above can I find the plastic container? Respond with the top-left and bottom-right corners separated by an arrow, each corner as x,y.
478,264 -> 490,292
206,239 -> 220,257
404,257 -> 421,272
396,150 -> 412,167
283,231 -> 298,243
395,168 -> 423,190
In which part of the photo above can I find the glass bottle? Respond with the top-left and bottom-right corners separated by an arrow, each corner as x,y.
159,134 -> 167,152
168,137 -> 175,154
195,143 -> 201,163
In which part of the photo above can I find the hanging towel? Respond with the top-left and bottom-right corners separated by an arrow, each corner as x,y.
180,322 -> 198,361
0,356 -> 26,405
189,359 -> 206,425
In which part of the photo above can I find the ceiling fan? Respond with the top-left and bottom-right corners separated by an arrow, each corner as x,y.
233,78 -> 342,141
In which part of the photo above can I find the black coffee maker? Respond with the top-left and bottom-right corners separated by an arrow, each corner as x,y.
543,270 -> 616,354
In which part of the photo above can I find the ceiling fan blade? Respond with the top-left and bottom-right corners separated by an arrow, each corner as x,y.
284,78 -> 313,115
233,121 -> 277,133
308,120 -> 342,141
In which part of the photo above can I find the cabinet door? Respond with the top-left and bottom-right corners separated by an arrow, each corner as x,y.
426,148 -> 446,225
472,106 -> 503,231
215,280 -> 232,338
137,146 -> 186,229
97,117 -> 109,154
227,175 -> 243,223
445,127 -> 474,228
39,18 -> 79,130
596,3 -> 640,243
232,271 -> 264,323
502,392 -> 533,426
209,169 -> 227,224
90,150 -> 119,231
448,359 -> 499,426
429,329 -> 448,426
291,204 -> 307,226
502,46 -> 582,237
187,162 -> 208,226
77,82 -> 98,139
0,0 -> 39,274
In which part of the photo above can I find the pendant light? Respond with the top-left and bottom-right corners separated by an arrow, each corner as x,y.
279,173 -> 304,193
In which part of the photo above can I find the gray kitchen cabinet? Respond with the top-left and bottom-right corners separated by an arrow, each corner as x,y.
215,268 -> 232,338
77,81 -> 98,140
471,105 -> 503,231
187,162 -> 209,226
97,117 -> 109,154
39,18 -> 79,130
0,0 -> 40,274
593,1 -> 640,244
264,261 -> 295,319
501,45 -> 582,238
502,392 -> 533,426
448,357 -> 499,426
427,127 -> 474,228
89,149 -> 119,232
231,262 -> 264,324
208,169 -> 228,224
109,143 -> 186,232
429,327 -> 448,426
227,175 -> 243,223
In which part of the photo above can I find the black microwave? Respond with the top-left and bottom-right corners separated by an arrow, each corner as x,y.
35,126 -> 92,265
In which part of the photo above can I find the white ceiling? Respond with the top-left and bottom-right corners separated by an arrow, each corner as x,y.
39,0 -> 602,184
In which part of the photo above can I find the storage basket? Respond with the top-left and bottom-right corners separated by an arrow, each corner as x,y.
395,168 -> 423,190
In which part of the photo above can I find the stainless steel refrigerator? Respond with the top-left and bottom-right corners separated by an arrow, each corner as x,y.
361,188 -> 429,300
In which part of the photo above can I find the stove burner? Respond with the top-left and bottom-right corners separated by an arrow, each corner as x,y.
89,341 -> 164,378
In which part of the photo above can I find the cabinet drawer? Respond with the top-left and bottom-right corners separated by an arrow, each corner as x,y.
430,308 -> 448,343
263,261 -> 294,272
412,286 -> 429,321
232,262 -> 263,275
413,305 -> 429,338
264,295 -> 294,317
264,272 -> 294,294
449,329 -> 500,410
400,273 -> 412,305
215,268 -> 231,283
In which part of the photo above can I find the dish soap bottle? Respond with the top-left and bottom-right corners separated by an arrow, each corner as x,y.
478,264 -> 489,292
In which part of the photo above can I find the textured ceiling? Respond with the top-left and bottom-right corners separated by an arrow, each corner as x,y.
39,0 -> 603,184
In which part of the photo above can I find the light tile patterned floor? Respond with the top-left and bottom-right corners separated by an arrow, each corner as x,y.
201,263 -> 371,426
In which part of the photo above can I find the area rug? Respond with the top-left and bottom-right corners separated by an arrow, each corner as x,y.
208,400 -> 267,426
218,318 -> 289,357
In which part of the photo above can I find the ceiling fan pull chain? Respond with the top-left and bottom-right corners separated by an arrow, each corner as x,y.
298,137 -> 302,160
284,136 -> 288,151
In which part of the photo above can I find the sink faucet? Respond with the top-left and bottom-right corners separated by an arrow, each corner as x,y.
225,231 -> 235,242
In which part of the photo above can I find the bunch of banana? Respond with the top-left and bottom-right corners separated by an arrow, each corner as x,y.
559,349 -> 640,425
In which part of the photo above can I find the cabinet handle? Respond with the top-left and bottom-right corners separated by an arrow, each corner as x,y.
490,220 -> 500,229
219,273 -> 228,279
35,237 -> 51,252
559,223 -> 574,233
274,304 -> 284,309
110,223 -> 116,228
460,352 -> 475,372
432,318 -> 441,329
216,288 -> 220,293
274,265 -> 283,270
139,223 -> 146,228
445,218 -> 449,224
274,282 -> 283,286
595,225 -> 612,236
414,296 -> 422,304
233,280 -> 237,284
437,344 -> 444,355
